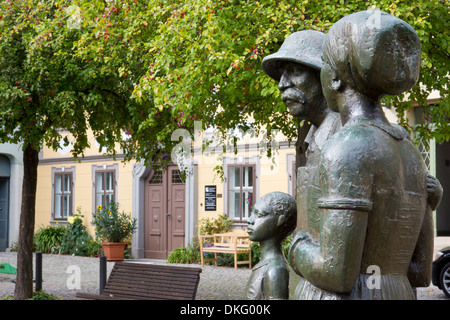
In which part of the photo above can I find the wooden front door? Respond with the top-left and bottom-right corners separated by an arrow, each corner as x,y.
144,166 -> 185,259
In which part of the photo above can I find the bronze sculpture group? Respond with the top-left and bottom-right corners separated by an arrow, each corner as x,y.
245,10 -> 443,300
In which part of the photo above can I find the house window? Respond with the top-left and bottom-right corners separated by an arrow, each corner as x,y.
228,165 -> 255,222
54,173 -> 72,219
149,170 -> 163,184
414,104 -> 437,173
172,169 -> 184,183
291,160 -> 296,197
286,153 -> 296,197
95,171 -> 115,207
92,164 -> 118,210
51,166 -> 75,221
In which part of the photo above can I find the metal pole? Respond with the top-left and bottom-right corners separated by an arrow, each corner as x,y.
99,255 -> 106,294
35,251 -> 42,292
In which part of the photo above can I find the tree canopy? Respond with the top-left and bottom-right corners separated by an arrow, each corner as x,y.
1,0 -> 448,164
0,0 -> 155,161
128,0 -> 449,155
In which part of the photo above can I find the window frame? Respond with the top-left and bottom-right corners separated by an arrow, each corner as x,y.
286,153 -> 296,197
226,164 -> 256,223
92,163 -> 118,212
51,166 -> 75,222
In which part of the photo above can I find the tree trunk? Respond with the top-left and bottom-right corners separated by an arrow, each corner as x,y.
14,144 -> 39,300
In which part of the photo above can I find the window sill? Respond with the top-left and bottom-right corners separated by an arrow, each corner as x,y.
50,220 -> 69,225
231,221 -> 249,229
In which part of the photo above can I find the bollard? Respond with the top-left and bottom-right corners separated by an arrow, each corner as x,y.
35,251 -> 42,292
99,255 -> 106,294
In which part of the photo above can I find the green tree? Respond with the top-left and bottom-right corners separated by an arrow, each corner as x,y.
0,0 -> 155,299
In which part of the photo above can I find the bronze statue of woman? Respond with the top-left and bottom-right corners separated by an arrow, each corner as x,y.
289,11 -> 442,300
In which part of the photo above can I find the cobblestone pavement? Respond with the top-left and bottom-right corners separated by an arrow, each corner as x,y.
0,237 -> 448,300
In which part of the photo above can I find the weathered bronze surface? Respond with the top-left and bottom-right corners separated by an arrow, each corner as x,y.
262,30 -> 341,235
288,10 -> 442,300
245,192 -> 296,300
262,30 -> 342,298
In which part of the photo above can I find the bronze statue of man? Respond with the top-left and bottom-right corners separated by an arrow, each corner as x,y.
262,30 -> 341,236
289,11 -> 442,300
245,192 -> 296,300
262,30 -> 342,299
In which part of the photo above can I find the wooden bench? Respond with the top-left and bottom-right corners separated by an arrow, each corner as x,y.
198,233 -> 252,269
76,261 -> 202,300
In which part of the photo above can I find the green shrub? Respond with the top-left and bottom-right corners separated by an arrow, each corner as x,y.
60,214 -> 99,257
167,216 -> 290,268
282,234 -> 293,258
1,291 -> 63,300
168,244 -> 200,264
167,215 -> 234,265
92,202 -> 137,243
34,225 -> 67,253
122,245 -> 129,259
249,234 -> 293,266
28,291 -> 63,300
251,241 -> 261,266
8,241 -> 18,252
198,214 -> 233,235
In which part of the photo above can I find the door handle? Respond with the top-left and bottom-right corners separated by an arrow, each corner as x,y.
167,212 -> 171,219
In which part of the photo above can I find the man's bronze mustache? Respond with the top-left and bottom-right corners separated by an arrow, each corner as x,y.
282,88 -> 306,104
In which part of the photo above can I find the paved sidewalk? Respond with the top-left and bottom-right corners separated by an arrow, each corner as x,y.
0,237 -> 449,300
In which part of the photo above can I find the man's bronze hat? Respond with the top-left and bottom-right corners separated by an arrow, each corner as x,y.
262,30 -> 326,81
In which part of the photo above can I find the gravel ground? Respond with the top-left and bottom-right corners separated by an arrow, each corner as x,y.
0,252 -> 251,300
0,252 -> 116,299
0,251 -> 448,300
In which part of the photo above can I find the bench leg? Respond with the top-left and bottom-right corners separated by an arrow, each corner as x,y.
200,249 -> 204,266
214,253 -> 218,266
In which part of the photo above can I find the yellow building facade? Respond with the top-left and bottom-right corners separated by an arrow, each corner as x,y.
36,130 -> 135,237
34,94 -> 450,259
34,125 -> 300,259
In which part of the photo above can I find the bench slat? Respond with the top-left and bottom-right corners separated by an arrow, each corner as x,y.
104,281 -> 198,292
108,266 -> 200,281
104,279 -> 199,293
111,263 -> 201,275
103,288 -> 195,300
109,265 -> 201,277
103,288 -> 194,300
106,276 -> 199,288
201,247 -> 250,253
76,292 -> 134,300
108,268 -> 201,279
103,284 -> 196,299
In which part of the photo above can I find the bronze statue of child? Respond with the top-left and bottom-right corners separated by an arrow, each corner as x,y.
245,192 -> 296,300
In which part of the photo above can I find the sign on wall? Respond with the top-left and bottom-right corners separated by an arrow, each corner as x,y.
205,185 -> 216,211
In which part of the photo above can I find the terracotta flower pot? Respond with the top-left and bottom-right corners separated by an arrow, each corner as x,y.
102,242 -> 127,261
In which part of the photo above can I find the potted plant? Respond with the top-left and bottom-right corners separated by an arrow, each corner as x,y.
92,202 -> 137,261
